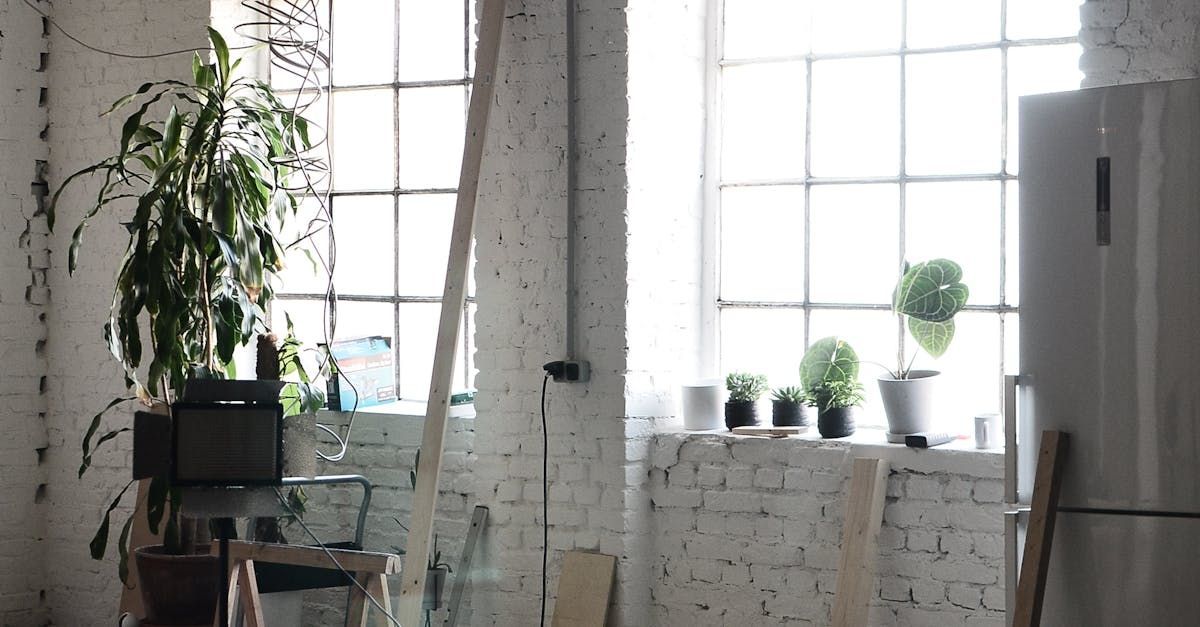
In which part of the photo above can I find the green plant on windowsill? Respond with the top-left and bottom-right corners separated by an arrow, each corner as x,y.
888,258 -> 970,379
726,372 -> 768,403
771,386 -> 805,404
801,379 -> 865,414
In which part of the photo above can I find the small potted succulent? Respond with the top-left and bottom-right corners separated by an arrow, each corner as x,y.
724,372 -> 768,430
770,386 -> 807,427
799,336 -> 863,438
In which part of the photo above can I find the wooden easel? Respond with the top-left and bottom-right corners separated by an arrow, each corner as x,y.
211,540 -> 401,627
831,457 -> 890,627
1012,430 -> 1069,627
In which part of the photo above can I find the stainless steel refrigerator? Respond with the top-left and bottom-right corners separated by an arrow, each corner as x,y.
1010,78 -> 1200,625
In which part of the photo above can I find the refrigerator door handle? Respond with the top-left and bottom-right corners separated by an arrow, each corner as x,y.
1004,374 -> 1020,503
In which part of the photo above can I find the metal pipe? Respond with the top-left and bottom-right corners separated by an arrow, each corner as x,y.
565,0 -> 578,358
282,474 -> 372,547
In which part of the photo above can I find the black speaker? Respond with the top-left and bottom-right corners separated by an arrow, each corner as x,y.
170,402 -> 284,487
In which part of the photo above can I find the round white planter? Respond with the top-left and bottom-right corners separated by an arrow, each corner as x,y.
681,379 -> 724,430
877,370 -> 940,440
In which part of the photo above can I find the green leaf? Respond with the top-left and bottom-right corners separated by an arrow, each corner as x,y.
893,259 -> 969,323
162,106 -> 182,160
908,317 -> 956,359
208,27 -> 230,84
90,479 -> 135,560
799,336 -> 860,391
79,397 -> 133,478
78,427 -> 131,478
147,475 -> 167,535
117,515 -> 135,584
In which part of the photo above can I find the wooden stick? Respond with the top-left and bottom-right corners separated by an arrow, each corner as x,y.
832,457 -> 890,627
1013,430 -> 1069,627
236,560 -> 263,627
394,0 -> 507,624
224,540 -> 400,574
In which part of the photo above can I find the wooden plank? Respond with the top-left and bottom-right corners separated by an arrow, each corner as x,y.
1013,430 -> 1069,627
446,506 -> 489,627
731,425 -> 809,437
394,0 -> 508,624
224,540 -> 400,574
831,457 -> 890,627
346,572 -> 375,627
550,551 -> 617,627
237,560 -> 263,627
369,574 -> 392,627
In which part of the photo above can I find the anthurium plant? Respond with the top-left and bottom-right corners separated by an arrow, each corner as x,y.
890,258 -> 969,378
48,29 -> 326,580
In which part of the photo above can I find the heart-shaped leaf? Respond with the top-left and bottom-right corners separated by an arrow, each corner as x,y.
799,336 -> 860,391
908,317 -> 955,358
894,259 -> 969,323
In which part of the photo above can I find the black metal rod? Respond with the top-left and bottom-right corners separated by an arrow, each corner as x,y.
1058,506 -> 1200,519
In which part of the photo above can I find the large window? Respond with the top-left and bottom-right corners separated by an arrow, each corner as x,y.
270,1 -> 478,401
714,0 -> 1082,421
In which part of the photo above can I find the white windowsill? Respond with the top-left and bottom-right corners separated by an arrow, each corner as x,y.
317,399 -> 476,425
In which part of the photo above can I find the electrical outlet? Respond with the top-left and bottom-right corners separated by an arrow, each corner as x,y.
543,360 -> 590,383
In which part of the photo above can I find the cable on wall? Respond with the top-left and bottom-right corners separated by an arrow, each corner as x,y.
539,372 -> 551,627
565,0 -> 578,359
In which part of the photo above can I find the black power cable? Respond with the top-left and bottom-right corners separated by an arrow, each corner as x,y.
540,372 -> 550,627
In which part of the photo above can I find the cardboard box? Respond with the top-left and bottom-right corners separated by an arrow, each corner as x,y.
327,336 -> 397,411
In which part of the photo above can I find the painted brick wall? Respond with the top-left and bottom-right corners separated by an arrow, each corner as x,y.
1080,0 -> 1200,86
0,1 -> 50,624
649,435 -> 1006,627
41,1 -> 209,624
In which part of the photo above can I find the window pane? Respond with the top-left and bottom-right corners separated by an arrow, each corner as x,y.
724,0 -> 810,59
277,197 -> 330,295
398,86 -> 466,189
906,181 -> 1001,305
719,308 -> 806,388
808,309 -> 898,426
270,299 -> 330,382
398,303 -> 439,399
1004,312 -> 1018,375
1005,180 -> 1019,305
268,0 -> 330,91
1007,0 -> 1080,40
906,49 -> 1001,175
331,0 -> 394,86
281,91 -> 329,192
398,194 -> 455,296
721,62 -> 806,182
810,56 -> 900,177
923,312 -> 1002,429
809,184 -> 899,304
333,196 -> 395,296
907,0 -> 999,48
811,0 -> 900,54
1007,43 -> 1083,174
720,186 -> 804,301
398,0 -> 466,81
332,89 -> 395,191
464,303 -> 478,389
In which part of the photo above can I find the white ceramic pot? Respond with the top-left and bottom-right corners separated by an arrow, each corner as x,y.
680,379 -> 724,430
877,370 -> 940,438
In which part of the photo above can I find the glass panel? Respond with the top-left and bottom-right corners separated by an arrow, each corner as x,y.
334,301 -> 394,343
719,307 -> 806,389
270,298 -> 329,382
1007,43 -> 1083,174
811,0 -> 901,54
276,197 -> 331,295
1005,180 -> 1019,306
1003,312 -> 1018,375
810,56 -> 900,177
720,186 -> 804,301
331,0 -> 394,86
906,49 -> 1001,175
268,0 -> 330,91
398,0 -> 466,81
924,312 -> 1002,429
809,184 -> 899,304
280,91 -> 329,192
808,309 -> 898,426
332,195 -> 395,296
331,89 -> 395,191
398,194 -> 455,296
907,0 -> 999,48
906,181 -> 1001,305
398,86 -> 466,189
398,303 -> 440,399
1007,0 -> 1081,40
721,62 -> 806,182
723,0 -> 810,59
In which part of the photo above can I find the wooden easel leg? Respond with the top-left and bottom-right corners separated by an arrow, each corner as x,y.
831,457 -> 890,627
214,560 -> 241,627
1013,430 -> 1069,627
237,559 -> 264,627
370,574 -> 391,627
347,572 -> 375,627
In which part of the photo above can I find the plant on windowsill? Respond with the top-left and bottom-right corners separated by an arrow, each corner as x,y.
770,386 -> 807,427
725,372 -> 768,430
47,29 -> 326,624
799,336 -> 862,438
878,258 -> 969,440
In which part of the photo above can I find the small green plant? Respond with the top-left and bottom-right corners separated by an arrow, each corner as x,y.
771,386 -> 805,404
890,258 -> 969,378
725,372 -> 768,403
802,379 -> 865,414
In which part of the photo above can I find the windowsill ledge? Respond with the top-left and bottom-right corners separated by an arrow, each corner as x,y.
318,399 -> 476,425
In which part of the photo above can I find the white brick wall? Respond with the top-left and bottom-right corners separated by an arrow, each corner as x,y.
0,1 -> 50,623
1080,0 -> 1200,86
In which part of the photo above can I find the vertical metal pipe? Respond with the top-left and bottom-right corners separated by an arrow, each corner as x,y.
565,0 -> 578,358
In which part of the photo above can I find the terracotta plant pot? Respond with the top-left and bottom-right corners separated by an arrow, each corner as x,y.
771,400 -> 807,427
135,544 -> 219,625
817,406 -> 856,438
724,400 -> 760,430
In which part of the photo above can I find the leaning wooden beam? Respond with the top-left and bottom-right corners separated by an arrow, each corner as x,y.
832,457 -> 890,627
395,0 -> 508,623
1013,430 -> 1069,627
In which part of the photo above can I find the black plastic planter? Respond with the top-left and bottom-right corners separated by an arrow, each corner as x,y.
725,400 -> 760,430
771,400 -> 806,427
817,406 -> 855,438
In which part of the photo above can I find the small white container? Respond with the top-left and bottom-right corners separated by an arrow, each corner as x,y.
681,379 -> 724,430
974,412 -> 1002,449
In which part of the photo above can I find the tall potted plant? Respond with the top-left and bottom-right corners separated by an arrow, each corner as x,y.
799,336 -> 863,437
49,29 -> 325,624
878,259 -> 969,439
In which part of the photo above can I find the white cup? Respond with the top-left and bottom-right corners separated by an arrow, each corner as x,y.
681,379 -> 724,430
974,412 -> 1001,449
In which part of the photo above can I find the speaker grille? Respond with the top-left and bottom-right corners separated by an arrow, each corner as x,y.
172,404 -> 282,486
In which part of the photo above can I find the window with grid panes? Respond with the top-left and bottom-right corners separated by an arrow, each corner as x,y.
270,1 -> 478,401
714,0 -> 1082,424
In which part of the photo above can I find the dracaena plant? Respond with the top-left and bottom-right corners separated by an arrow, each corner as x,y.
890,259 -> 969,379
48,29 -> 327,578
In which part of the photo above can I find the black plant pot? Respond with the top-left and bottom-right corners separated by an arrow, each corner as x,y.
725,400 -> 760,430
771,400 -> 807,427
817,406 -> 855,438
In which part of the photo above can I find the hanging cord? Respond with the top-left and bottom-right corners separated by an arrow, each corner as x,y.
540,372 -> 551,627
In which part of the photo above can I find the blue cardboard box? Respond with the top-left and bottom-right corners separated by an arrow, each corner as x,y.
328,336 -> 397,411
